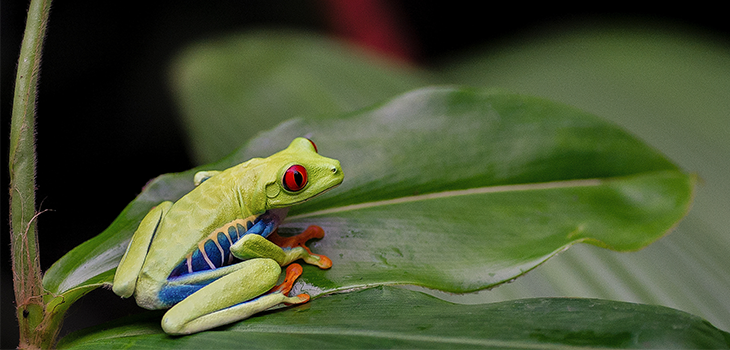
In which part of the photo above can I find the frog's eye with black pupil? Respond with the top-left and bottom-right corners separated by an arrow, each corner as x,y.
283,165 -> 308,192
307,138 -> 318,153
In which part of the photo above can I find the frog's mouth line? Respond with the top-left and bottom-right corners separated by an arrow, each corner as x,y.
296,181 -> 342,206
271,180 -> 342,210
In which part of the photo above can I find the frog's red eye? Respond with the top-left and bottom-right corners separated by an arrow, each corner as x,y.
307,138 -> 318,153
283,165 -> 308,192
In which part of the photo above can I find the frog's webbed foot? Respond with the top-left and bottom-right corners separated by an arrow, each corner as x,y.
269,225 -> 332,269
268,263 -> 310,305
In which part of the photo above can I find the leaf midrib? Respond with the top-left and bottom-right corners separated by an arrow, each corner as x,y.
290,178 -> 604,219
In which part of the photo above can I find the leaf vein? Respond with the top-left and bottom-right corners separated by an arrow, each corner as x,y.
291,178 -> 603,219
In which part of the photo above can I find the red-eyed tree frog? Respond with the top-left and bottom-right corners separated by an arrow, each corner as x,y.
112,138 -> 343,335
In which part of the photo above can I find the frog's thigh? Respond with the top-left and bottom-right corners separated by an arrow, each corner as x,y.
161,258 -> 287,335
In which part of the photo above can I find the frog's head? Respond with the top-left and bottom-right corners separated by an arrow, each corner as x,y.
261,137 -> 343,209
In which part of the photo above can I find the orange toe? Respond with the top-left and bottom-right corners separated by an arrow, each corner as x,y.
270,263 -> 303,295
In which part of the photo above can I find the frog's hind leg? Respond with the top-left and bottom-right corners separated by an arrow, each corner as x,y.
161,258 -> 306,335
268,225 -> 333,269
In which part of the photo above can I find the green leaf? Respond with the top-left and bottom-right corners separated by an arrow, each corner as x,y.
438,23 -> 730,331
169,29 -> 430,164
43,87 -> 693,304
57,286 -> 730,349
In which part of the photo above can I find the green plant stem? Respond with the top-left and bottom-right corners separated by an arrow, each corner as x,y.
9,0 -> 53,348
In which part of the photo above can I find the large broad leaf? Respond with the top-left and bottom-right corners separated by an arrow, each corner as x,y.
43,87 -> 693,315
57,286 -> 730,349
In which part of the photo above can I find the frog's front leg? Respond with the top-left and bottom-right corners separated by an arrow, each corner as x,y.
161,259 -> 307,335
269,225 -> 333,269
231,230 -> 332,269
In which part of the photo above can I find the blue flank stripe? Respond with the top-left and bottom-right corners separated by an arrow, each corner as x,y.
158,283 -> 206,307
168,260 -> 188,278
189,250 -> 210,272
203,240 -> 223,268
217,232 -> 232,259
247,220 -> 266,236
246,216 -> 277,238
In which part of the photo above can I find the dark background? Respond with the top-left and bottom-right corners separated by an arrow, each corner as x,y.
2,1 -> 728,347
